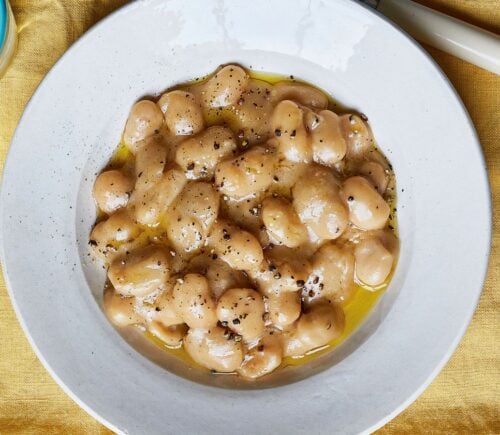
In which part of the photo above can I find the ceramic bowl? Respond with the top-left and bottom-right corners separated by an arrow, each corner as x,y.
0,0 -> 491,433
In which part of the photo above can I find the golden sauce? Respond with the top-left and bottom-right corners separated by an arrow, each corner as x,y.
108,142 -> 132,168
104,68 -> 398,375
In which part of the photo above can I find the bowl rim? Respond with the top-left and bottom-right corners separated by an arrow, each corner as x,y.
0,0 -> 492,433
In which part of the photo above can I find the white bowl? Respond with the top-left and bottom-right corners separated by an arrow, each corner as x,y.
0,0 -> 491,433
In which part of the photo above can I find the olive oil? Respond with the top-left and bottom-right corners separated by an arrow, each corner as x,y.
108,140 -> 132,169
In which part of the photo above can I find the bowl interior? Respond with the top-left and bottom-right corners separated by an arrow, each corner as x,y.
76,55 -> 414,388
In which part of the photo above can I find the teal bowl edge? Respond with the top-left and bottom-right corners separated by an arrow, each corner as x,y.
0,0 -> 7,51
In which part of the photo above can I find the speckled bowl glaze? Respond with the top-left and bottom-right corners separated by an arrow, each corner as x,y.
0,0 -> 491,433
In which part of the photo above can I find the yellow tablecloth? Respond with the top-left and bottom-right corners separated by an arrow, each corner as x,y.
0,1 -> 498,433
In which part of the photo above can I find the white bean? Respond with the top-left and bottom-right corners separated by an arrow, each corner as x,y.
172,273 -> 217,329
262,196 -> 308,248
108,245 -> 171,297
268,291 -> 301,327
339,114 -> 374,158
187,254 -> 251,300
202,65 -> 249,108
176,126 -> 237,180
359,161 -> 388,195
217,288 -> 265,341
165,182 -> 219,253
219,193 -> 264,244
292,166 -> 348,241
341,176 -> 390,230
90,209 -> 144,262
215,145 -> 276,199
103,288 -> 143,327
271,82 -> 328,109
134,135 -> 167,191
93,170 -> 134,214
247,248 -> 310,296
123,100 -> 163,151
184,326 -> 243,372
238,332 -> 283,379
158,90 -> 204,136
284,303 -> 345,357
304,243 -> 355,305
354,237 -> 393,286
150,286 -> 184,327
133,168 -> 186,226
308,110 -> 346,166
208,219 -> 264,271
174,182 -> 220,229
270,100 -> 310,163
230,79 -> 274,144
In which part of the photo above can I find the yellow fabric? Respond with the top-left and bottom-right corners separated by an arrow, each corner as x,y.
0,0 -> 498,433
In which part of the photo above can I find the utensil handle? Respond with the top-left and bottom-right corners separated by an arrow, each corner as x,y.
377,0 -> 500,75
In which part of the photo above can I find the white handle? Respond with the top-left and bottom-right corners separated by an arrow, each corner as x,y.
377,0 -> 500,75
